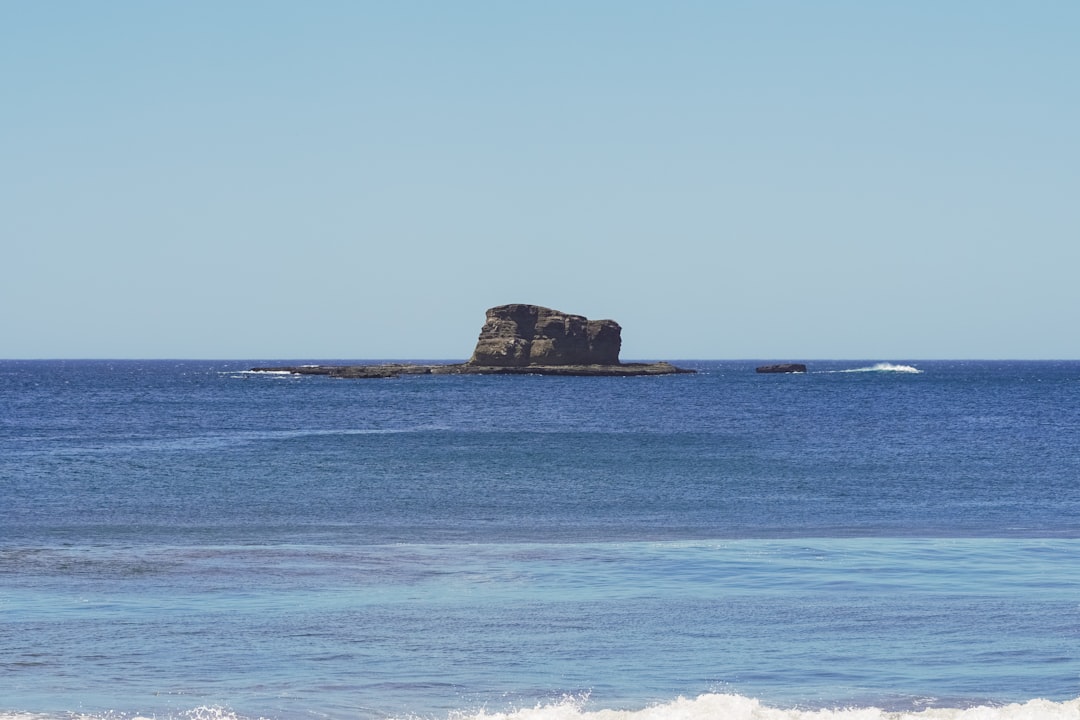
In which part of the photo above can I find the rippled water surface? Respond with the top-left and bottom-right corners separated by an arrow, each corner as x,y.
2,360 -> 1079,719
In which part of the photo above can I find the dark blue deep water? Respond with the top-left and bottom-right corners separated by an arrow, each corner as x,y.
2,360 -> 1079,720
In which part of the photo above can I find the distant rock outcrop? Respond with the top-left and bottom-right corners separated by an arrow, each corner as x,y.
756,363 -> 807,374
468,304 -> 622,367
251,304 -> 694,378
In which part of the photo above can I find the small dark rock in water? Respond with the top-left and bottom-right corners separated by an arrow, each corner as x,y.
756,363 -> 807,374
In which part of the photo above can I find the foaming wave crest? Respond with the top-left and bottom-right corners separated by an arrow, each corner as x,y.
5,697 -> 1080,720
831,363 -> 923,374
172,707 -> 271,720
444,694 -> 1080,720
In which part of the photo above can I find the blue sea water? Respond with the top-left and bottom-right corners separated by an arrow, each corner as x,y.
2,360 -> 1080,720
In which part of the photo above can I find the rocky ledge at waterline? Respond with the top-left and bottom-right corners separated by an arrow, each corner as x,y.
251,361 -> 692,378
755,363 -> 807,374
252,304 -> 695,378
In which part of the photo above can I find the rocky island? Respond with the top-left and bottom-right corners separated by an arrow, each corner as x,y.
755,363 -> 807,374
252,304 -> 695,378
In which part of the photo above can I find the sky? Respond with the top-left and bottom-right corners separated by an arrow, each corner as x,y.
3,2 -> 1077,360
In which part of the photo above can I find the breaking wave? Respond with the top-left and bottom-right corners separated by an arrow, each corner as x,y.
829,363 -> 923,374
458,694 -> 1080,720
6,695 -> 1079,720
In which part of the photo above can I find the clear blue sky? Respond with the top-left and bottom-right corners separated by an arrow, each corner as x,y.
3,2 -> 1077,360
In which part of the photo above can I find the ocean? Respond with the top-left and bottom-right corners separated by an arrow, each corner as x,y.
2,360 -> 1079,720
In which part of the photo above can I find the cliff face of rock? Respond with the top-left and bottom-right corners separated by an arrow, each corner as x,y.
251,303 -> 695,377
468,304 -> 622,367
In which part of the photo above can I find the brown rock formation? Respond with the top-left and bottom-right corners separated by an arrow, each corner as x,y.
468,304 -> 622,367
250,304 -> 695,378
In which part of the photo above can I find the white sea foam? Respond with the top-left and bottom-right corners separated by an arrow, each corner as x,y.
229,370 -> 296,375
452,694 -> 1080,720
4,695 -> 1079,720
828,363 -> 923,374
